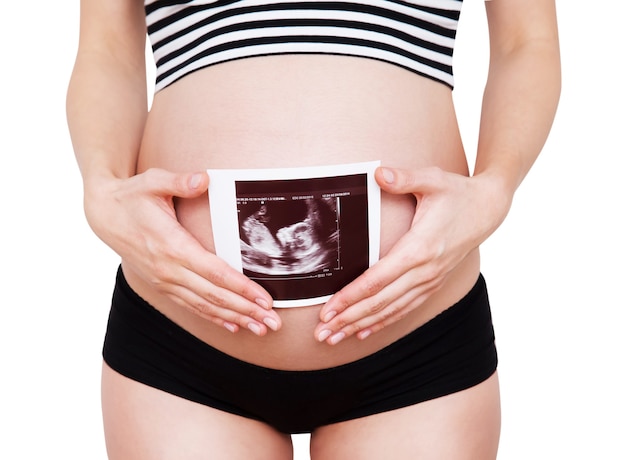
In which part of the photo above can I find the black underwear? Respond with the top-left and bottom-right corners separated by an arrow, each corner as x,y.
103,266 -> 497,434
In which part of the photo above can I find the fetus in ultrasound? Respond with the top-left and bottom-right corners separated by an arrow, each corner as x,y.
240,199 -> 339,276
240,205 -> 283,259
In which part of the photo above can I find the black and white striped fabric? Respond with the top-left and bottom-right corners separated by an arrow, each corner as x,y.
145,0 -> 464,92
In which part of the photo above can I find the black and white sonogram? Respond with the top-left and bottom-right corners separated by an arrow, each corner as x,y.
236,174 -> 370,302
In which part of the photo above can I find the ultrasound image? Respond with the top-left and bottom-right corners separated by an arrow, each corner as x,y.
234,173 -> 370,302
239,198 -> 339,276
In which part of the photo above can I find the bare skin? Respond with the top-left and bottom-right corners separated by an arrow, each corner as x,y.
67,0 -> 560,457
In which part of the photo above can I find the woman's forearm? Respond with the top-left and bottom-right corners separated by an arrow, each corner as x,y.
474,3 -> 561,201
66,51 -> 147,185
474,40 -> 561,197
66,1 -> 148,187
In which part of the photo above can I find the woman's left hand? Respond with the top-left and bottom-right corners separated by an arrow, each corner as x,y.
314,165 -> 512,345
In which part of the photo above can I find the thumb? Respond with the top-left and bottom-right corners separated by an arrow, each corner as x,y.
375,166 -> 440,196
143,168 -> 209,198
186,171 -> 210,197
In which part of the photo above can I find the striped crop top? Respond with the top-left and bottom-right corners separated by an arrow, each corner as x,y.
145,0 -> 465,92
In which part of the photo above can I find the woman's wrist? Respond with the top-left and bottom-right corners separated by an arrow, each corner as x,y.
75,145 -> 136,186
469,169 -> 516,237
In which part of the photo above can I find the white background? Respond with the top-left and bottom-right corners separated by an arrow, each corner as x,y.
1,0 -> 624,458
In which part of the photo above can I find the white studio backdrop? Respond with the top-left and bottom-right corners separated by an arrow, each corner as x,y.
1,0 -> 624,458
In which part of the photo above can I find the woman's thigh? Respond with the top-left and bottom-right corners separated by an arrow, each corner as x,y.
310,372 -> 501,460
101,362 -> 294,460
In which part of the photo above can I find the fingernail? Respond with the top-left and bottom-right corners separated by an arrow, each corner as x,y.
263,317 -> 279,331
317,329 -> 332,342
382,168 -> 394,184
329,332 -> 346,345
189,173 -> 203,189
358,330 -> 372,340
248,323 -> 262,336
256,298 -> 270,309
224,322 -> 237,333
322,311 -> 337,323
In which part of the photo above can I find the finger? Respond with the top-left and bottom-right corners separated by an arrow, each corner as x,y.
149,231 -> 280,331
182,260 -> 281,328
316,270 -> 412,340
151,210 -> 276,313
187,248 -> 276,312
317,226 -> 429,325
320,274 -> 444,344
165,285 -> 240,332
167,270 -> 282,335
375,166 -> 443,196
140,168 -> 209,199
318,253 -> 411,326
353,278 -> 444,340
315,259 -> 417,342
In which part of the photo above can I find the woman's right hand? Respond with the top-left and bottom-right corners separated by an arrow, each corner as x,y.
83,168 -> 282,336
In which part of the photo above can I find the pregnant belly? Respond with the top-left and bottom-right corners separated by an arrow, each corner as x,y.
126,56 -> 481,370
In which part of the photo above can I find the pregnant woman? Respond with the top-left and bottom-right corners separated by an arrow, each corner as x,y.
66,0 -> 560,458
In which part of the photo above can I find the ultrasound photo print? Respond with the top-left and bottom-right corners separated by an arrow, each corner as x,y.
208,161 -> 380,307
